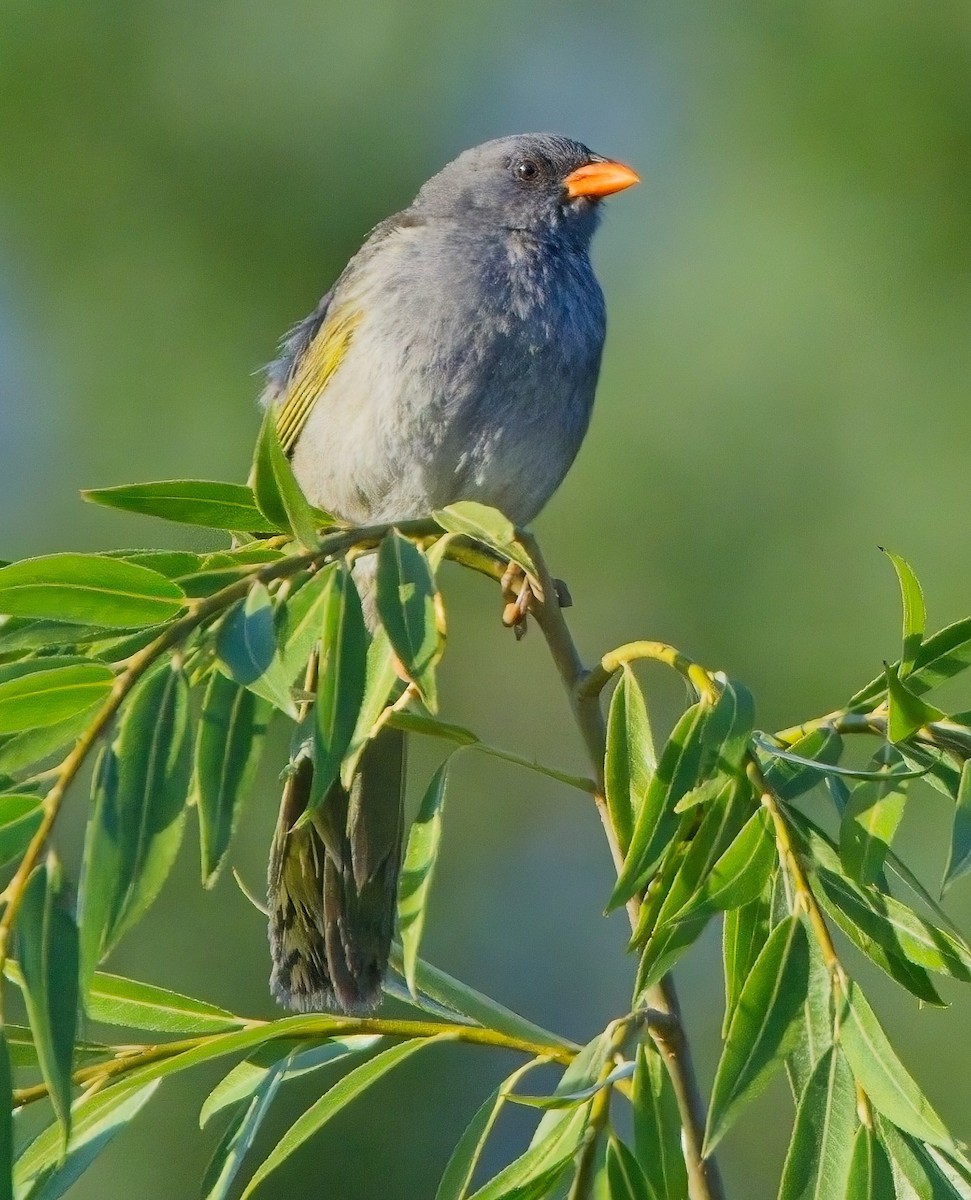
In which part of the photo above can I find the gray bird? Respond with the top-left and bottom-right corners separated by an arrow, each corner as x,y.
263,132 -> 638,1014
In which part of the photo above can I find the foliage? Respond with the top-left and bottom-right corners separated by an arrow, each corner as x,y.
0,445 -> 970,1199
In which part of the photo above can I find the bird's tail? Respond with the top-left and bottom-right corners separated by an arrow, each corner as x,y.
267,727 -> 405,1014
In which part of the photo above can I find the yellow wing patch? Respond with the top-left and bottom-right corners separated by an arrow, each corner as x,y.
275,307 -> 363,453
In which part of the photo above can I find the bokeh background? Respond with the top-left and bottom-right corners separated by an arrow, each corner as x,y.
2,2 -> 971,1196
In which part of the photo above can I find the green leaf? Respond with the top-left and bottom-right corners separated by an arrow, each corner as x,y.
632,1042 -> 688,1200
723,890 -> 773,1037
849,616 -> 971,710
247,565 -> 337,716
253,407 -> 320,547
78,662 -> 191,982
194,672 -> 271,886
679,805 -> 775,917
340,628 -> 404,785
847,1125 -> 895,1200
0,554 -> 185,627
13,1079 -> 158,1198
784,910 -> 836,1100
0,1034 -> 12,1200
86,972 -> 244,1034
814,867 -> 971,982
18,856 -> 80,1145
880,1120 -> 971,1200
777,1047 -> 857,1200
609,700 -> 710,909
387,946 -> 576,1052
200,1036 -> 383,1126
528,1032 -> 610,1150
200,1066 -> 286,1200
376,531 -> 444,711
0,664 -> 113,734
705,916 -> 810,1153
466,1106 -> 589,1200
510,1060 -> 634,1110
215,583 -> 277,687
839,982 -> 950,1146
886,661 -> 946,744
0,794 -> 43,866
840,749 -> 908,886
0,707 -> 95,775
433,502 -> 534,574
762,727 -> 843,798
883,549 -> 926,677
605,665 -> 656,854
942,760 -> 971,895
310,564 -> 368,804
399,760 -> 450,997
82,479 -> 279,532
606,1136 -> 653,1200
240,1037 -> 446,1198
434,1059 -> 551,1200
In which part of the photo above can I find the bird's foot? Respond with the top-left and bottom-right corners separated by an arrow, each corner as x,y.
500,563 -> 572,639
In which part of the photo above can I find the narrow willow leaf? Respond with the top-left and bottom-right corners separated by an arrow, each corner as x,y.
434,1059 -> 550,1200
700,677 -> 756,781
201,1036 -> 382,1127
606,1136 -> 652,1200
86,972 -> 243,1034
341,627 -> 404,785
399,761 -> 450,996
375,531 -> 444,711
240,1037 -> 444,1198
886,662 -> 946,744
433,502 -> 534,574
0,554 -> 185,627
0,794 -> 42,866
253,407 -> 319,547
194,673 -> 271,886
609,701 -> 710,909
762,727 -> 843,799
883,549 -> 926,677
0,664 -> 113,734
705,916 -> 810,1153
676,805 -> 775,918
777,1047 -> 857,1200
529,1032 -> 610,1149
880,1119 -> 967,1200
723,890 -> 773,1036
840,749 -> 908,886
510,1061 -> 634,1110
13,1080 -> 159,1198
815,867 -> 971,982
846,1125 -> 895,1200
786,932 -> 835,1101
759,737 -> 920,783
248,565 -> 337,715
18,856 -> 79,1144
200,1066 -> 286,1200
0,706 -> 93,775
215,583 -> 277,687
605,665 -> 655,853
467,1105 -> 589,1200
82,479 -> 278,532
387,946 -> 576,1052
0,1034 -> 12,1200
839,983 -> 950,1146
78,662 -> 191,980
943,760 -> 971,895
633,1042 -> 688,1200
311,564 -> 368,803
389,711 -> 479,746
849,616 -> 971,710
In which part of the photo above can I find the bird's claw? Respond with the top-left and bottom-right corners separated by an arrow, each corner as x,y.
500,563 -> 571,639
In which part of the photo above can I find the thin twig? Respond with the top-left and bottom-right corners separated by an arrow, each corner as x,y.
519,530 -> 726,1200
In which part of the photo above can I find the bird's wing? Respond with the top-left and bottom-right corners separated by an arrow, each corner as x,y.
273,301 -> 363,453
267,211 -> 421,454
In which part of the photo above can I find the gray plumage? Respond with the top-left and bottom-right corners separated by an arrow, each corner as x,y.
264,133 -> 634,1014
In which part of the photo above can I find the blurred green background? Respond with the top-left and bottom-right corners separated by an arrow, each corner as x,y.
2,1 -> 970,1196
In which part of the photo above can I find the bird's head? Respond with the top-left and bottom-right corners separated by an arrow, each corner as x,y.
412,133 -> 639,246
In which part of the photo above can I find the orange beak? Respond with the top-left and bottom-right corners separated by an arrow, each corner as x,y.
563,158 -> 640,201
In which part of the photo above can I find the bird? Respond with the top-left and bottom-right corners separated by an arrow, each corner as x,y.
262,132 -> 639,1014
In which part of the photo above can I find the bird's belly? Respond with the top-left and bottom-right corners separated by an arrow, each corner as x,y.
290,339 -> 594,527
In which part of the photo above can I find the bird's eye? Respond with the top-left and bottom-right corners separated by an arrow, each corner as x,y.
513,158 -> 540,183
